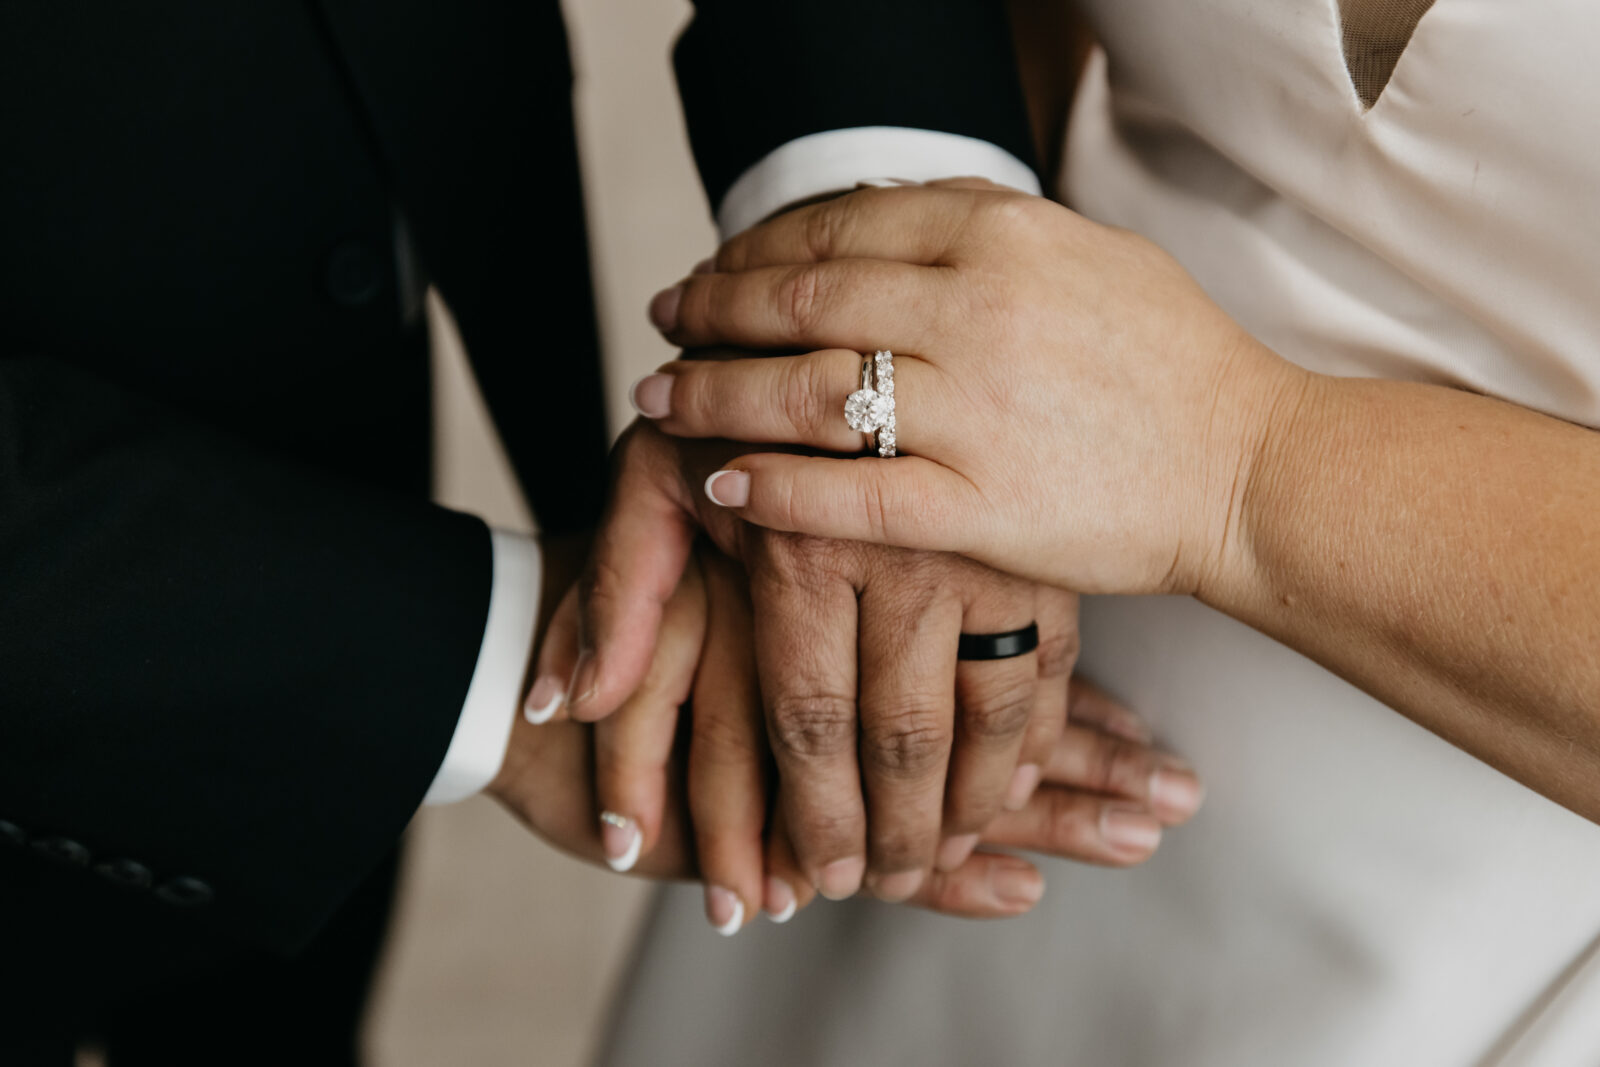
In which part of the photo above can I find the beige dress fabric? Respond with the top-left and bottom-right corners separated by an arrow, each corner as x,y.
600,2 -> 1600,1064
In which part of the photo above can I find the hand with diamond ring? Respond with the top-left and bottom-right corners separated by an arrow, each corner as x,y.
633,177 -> 1600,830
516,421 -> 1204,929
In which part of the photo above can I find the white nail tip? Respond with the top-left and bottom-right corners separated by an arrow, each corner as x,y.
768,899 -> 796,925
602,814 -> 641,873
715,897 -> 745,937
523,693 -> 562,725
703,469 -> 735,506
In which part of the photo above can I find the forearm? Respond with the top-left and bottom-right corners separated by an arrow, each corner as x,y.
1211,363 -> 1600,818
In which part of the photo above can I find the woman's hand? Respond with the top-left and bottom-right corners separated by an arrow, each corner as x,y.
640,180 -> 1307,598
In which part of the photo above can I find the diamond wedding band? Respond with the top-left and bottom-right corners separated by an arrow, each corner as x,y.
843,350 -> 897,457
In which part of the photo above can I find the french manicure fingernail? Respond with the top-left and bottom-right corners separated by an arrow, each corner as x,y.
704,469 -> 750,508
765,877 -> 797,923
1004,763 -> 1042,811
1101,807 -> 1163,854
600,812 -> 641,872
988,859 -> 1045,907
706,885 -> 744,936
936,833 -> 980,873
648,283 -> 684,332
873,869 -> 925,903
523,675 -> 564,724
818,857 -> 865,901
1150,767 -> 1205,822
692,256 -> 716,275
565,650 -> 598,716
629,373 -> 674,418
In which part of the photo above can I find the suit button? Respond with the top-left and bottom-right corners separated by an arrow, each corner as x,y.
0,820 -> 24,846
155,876 -> 214,907
323,239 -> 384,307
95,858 -> 154,889
31,837 -> 91,866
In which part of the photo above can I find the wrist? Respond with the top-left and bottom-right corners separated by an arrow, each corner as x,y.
1188,336 -> 1319,609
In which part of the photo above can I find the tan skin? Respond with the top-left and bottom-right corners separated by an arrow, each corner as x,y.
641,178 -> 1600,827
491,535 -> 1202,928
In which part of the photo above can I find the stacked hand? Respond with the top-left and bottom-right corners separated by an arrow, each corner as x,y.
491,180 -> 1219,932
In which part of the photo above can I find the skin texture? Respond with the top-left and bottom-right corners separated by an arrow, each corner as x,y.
523,422 -> 1106,907
642,178 -> 1600,828
491,539 -> 1202,930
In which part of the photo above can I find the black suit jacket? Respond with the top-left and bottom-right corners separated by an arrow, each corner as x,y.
0,0 -> 1033,1032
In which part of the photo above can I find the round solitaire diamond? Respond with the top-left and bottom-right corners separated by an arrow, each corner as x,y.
844,388 -> 893,432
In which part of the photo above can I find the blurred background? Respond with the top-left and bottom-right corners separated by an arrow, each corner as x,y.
366,1 -> 713,1062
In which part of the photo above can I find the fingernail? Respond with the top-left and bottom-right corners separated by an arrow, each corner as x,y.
565,650 -> 598,716
1004,763 -> 1041,811
1101,807 -> 1163,854
818,857 -> 865,901
855,176 -> 915,188
765,877 -> 797,923
872,869 -> 925,903
704,469 -> 750,508
987,859 -> 1045,907
692,256 -> 716,275
936,833 -> 980,873
600,812 -> 641,872
648,283 -> 684,332
628,373 -> 674,419
706,885 -> 744,936
523,675 -> 564,724
1150,767 -> 1205,822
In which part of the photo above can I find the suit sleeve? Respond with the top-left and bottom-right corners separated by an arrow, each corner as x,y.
0,354 -> 492,954
676,0 -> 1040,220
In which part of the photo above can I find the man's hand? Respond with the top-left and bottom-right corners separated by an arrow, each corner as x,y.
524,422 -> 1139,905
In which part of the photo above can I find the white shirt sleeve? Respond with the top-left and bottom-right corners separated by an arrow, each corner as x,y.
422,528 -> 542,805
716,126 -> 1042,238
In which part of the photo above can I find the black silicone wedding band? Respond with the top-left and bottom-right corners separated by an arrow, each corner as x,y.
956,623 -> 1040,661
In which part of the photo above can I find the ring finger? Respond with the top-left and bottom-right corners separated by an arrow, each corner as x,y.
632,349 -> 956,459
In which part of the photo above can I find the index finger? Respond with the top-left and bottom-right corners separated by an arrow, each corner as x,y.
710,185 -> 1005,272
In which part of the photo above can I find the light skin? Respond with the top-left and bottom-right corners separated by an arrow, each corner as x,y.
491,536 -> 1203,930
637,177 -> 1600,826
520,425 -> 1203,928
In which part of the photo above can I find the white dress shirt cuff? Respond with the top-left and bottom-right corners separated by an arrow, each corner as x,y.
423,529 -> 542,805
716,126 -> 1042,238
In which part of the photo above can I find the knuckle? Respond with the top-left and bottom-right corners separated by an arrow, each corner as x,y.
691,705 -> 758,764
757,531 -> 855,584
1087,735 -> 1146,795
769,693 -> 857,760
861,706 -> 948,778
1036,628 -> 1082,680
779,356 -> 833,440
960,677 -> 1036,741
788,806 -> 861,855
1047,792 -> 1095,853
869,827 -> 926,872
779,265 -> 825,335
984,192 -> 1052,236
802,200 -> 849,261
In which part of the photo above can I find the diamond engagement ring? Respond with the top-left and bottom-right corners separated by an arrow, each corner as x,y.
843,350 -> 898,457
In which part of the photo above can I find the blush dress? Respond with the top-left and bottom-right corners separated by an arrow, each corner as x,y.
601,2 -> 1600,1063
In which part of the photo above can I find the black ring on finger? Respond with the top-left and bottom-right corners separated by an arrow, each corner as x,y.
956,623 -> 1039,661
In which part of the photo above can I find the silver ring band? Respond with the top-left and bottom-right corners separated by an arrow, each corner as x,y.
843,350 -> 897,457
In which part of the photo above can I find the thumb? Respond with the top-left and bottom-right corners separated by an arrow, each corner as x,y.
562,430 -> 699,723
702,452 -> 977,553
